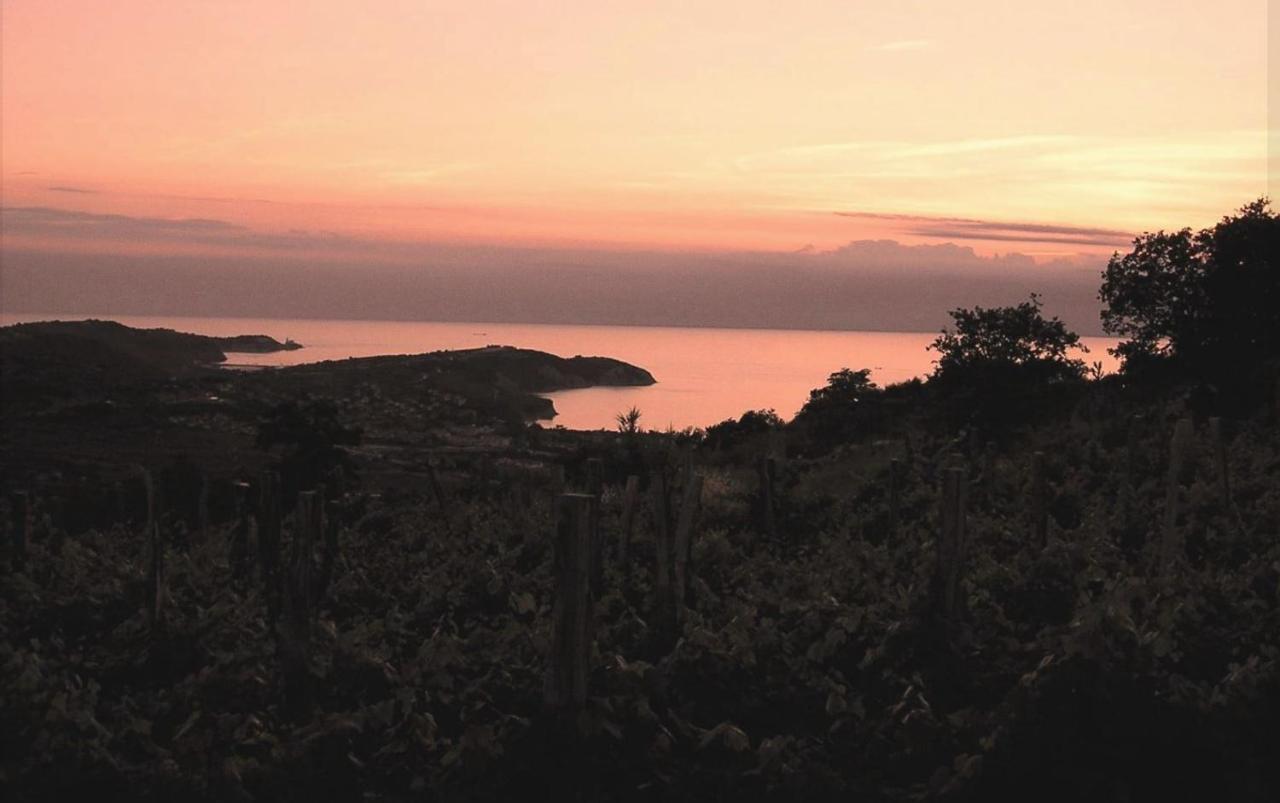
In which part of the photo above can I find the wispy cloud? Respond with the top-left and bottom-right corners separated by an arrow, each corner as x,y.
4,206 -> 243,234
46,185 -> 98,194
835,210 -> 1133,248
379,163 -> 481,186
874,39 -> 933,52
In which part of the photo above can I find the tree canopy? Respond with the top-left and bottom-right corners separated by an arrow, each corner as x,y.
929,294 -> 1087,385
1100,198 -> 1279,377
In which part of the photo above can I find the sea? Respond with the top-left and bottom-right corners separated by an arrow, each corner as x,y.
1,313 -> 1121,431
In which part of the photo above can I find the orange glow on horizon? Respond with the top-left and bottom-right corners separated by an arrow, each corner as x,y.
1,1 -> 1269,260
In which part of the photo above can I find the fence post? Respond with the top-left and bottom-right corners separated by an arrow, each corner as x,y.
936,466 -> 968,621
9,491 -> 30,565
229,481 -> 252,577
257,471 -> 283,626
143,469 -> 166,632
619,475 -> 640,575
1209,417 -> 1230,508
584,457 -> 604,587
426,460 -> 448,515
197,474 -> 210,543
768,429 -> 787,464
282,490 -> 319,722
649,469 -> 676,645
1031,452 -> 1048,548
1158,418 -> 1194,573
888,459 -> 901,537
673,475 -> 703,613
315,487 -> 340,603
983,441 -> 996,498
757,455 -> 776,539
544,493 -> 598,711
586,457 -> 604,497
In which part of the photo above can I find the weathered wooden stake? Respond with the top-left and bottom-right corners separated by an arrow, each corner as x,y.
315,488 -> 340,603
197,474 -> 210,543
281,490 -> 320,722
1158,418 -> 1194,572
982,441 -> 996,498
650,469 -> 675,639
584,457 -> 605,587
544,493 -> 598,710
888,459 -> 901,537
426,460 -> 448,515
768,429 -> 787,464
1209,416 -> 1230,508
619,475 -> 640,571
673,475 -> 703,612
257,471 -> 283,625
936,466 -> 968,621
1031,452 -> 1048,548
757,455 -> 777,539
9,491 -> 30,565
229,481 -> 252,576
586,457 -> 604,497
142,470 -> 166,631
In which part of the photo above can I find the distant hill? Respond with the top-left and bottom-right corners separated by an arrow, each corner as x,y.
0,320 -> 655,425
0,319 -> 300,405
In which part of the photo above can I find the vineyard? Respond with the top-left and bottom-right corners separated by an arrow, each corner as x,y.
3,372 -> 1279,801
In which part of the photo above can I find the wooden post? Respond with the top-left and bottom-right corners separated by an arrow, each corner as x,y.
937,466 -> 968,621
1209,417 -> 1230,508
673,475 -> 703,612
619,475 -> 640,573
887,459 -> 901,537
544,493 -> 598,710
315,487 -> 340,603
584,457 -> 604,587
197,474 -> 210,543
982,441 -> 996,498
257,471 -> 283,625
585,457 -> 604,497
9,491 -> 30,565
1158,418 -> 1194,572
768,429 -> 787,464
229,481 -> 252,577
282,490 -> 319,722
1031,452 -> 1049,548
649,469 -> 675,642
142,470 -> 165,632
757,455 -> 776,539
426,460 -> 448,515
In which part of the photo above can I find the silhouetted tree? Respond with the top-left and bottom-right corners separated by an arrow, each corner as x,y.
1100,198 -> 1279,380
930,294 -> 1087,385
705,408 -> 783,450
926,295 -> 1087,430
793,369 -> 881,444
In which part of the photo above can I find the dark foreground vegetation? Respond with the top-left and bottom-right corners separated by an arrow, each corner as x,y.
2,202 -> 1278,801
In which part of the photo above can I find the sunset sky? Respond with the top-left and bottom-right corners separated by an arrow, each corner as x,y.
0,1 -> 1271,328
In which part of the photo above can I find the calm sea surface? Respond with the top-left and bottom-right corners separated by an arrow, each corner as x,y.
2,313 -> 1120,431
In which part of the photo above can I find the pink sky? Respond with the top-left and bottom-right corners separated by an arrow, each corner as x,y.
1,1 -> 1270,265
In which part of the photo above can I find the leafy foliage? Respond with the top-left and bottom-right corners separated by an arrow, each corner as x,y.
929,294 -> 1086,385
1101,198 -> 1280,382
615,406 -> 643,435
792,369 -> 882,444
705,409 -> 784,451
